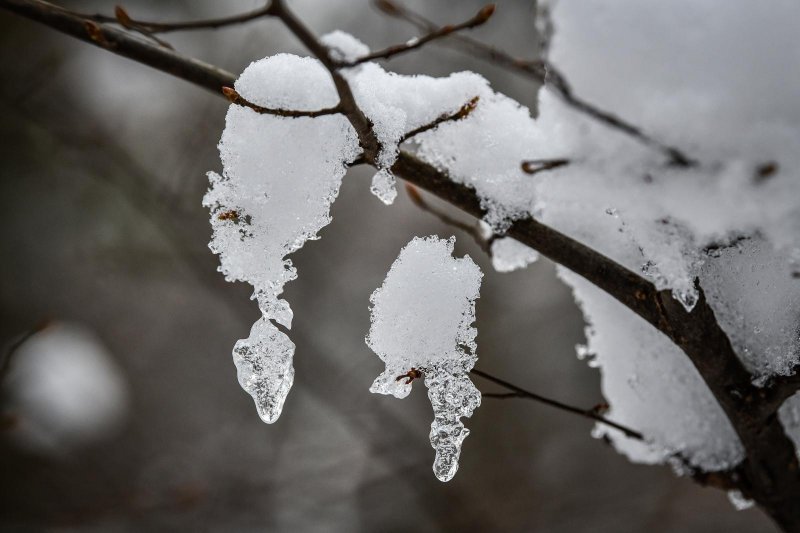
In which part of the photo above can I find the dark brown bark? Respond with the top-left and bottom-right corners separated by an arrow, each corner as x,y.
2,0 -> 799,529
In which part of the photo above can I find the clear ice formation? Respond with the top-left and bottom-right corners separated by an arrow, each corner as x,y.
204,54 -> 360,423
366,236 -> 483,481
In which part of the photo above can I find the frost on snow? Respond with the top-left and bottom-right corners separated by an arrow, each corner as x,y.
367,236 -> 482,481
204,54 -> 360,423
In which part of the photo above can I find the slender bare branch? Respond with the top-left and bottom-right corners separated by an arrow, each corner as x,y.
0,320 -> 50,383
405,184 -> 492,254
341,3 -> 495,67
472,368 -> 644,439
89,2 -> 276,34
222,86 -> 343,118
268,0 -> 380,161
521,158 -> 570,175
401,96 -> 479,143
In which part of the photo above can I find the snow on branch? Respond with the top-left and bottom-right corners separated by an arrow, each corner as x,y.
367,236 -> 482,482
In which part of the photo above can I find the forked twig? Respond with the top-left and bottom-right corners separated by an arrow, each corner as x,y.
90,2 -> 276,34
341,3 -> 495,67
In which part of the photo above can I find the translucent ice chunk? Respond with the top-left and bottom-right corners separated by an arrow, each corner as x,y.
370,168 -> 397,205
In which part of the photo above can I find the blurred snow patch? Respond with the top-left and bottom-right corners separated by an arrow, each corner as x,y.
3,322 -> 129,455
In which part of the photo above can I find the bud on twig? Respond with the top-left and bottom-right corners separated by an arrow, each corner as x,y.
374,0 -> 400,16
114,5 -> 133,28
475,4 -> 496,24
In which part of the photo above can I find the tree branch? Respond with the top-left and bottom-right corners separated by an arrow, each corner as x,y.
267,0 -> 380,160
400,95 -> 479,143
471,368 -> 644,440
222,86 -> 343,117
4,1 -> 800,528
0,0 -> 237,94
404,184 -> 492,254
90,2 -> 275,34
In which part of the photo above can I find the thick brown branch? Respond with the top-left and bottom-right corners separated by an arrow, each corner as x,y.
222,86 -> 343,118
374,0 -> 696,167
0,0 -> 237,94
472,368 -> 644,440
341,3 -> 495,67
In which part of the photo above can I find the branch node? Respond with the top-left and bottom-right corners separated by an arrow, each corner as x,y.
84,21 -> 112,48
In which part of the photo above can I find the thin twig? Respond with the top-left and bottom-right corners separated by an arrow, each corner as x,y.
471,368 -> 644,440
482,392 -> 524,398
0,321 -> 50,384
89,2 -> 276,34
222,86 -> 343,118
400,96 -> 479,142
521,158 -> 570,175
268,0 -> 380,160
405,183 -> 492,254
373,0 -> 696,167
341,3 -> 495,67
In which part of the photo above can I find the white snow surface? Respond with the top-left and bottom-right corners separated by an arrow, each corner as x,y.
367,236 -> 482,481
4,323 -> 129,455
559,268 -> 744,469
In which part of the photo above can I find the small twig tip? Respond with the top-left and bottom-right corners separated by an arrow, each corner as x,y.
114,5 -> 132,27
374,0 -> 400,16
476,4 -> 496,23
222,86 -> 237,101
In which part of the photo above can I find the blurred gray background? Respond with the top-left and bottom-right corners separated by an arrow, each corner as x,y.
0,0 -> 775,531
